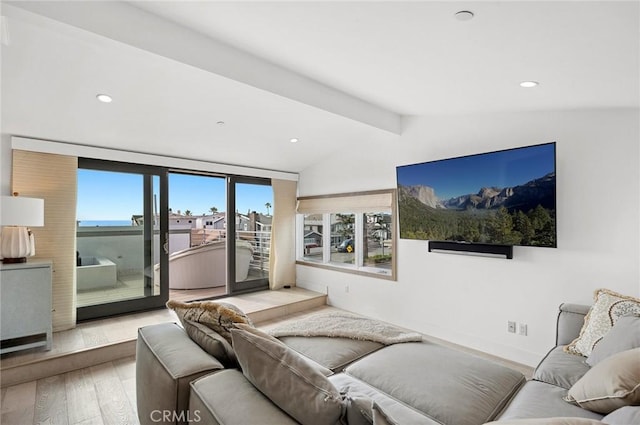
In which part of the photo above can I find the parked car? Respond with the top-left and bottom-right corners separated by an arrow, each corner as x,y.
337,238 -> 354,253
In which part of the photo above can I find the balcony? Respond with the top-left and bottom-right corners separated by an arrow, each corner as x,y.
76,226 -> 271,307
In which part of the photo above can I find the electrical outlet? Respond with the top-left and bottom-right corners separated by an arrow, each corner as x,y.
507,321 -> 516,333
519,323 -> 528,336
345,284 -> 350,293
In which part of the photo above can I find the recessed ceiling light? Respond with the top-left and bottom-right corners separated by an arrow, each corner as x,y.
520,81 -> 539,88
216,121 -> 225,126
290,138 -> 299,143
96,94 -> 112,103
455,11 -> 474,21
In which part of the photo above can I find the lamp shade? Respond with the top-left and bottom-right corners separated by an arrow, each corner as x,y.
1,196 -> 44,227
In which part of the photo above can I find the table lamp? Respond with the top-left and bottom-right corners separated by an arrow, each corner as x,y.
1,193 -> 45,264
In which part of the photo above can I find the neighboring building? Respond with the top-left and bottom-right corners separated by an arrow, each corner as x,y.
132,211 -> 271,247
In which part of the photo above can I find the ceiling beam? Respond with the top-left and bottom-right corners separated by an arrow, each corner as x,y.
7,1 -> 402,134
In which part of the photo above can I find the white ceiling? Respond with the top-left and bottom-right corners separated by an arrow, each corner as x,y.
2,1 -> 638,173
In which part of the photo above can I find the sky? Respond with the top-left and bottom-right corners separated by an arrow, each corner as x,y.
396,142 -> 555,200
77,170 -> 273,222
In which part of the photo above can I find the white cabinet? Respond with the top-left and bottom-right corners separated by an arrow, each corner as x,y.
0,260 -> 52,354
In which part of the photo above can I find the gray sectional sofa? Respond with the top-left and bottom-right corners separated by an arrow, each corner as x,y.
496,304 -> 607,422
136,302 -> 638,425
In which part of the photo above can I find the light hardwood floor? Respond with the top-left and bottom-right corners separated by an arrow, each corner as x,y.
1,356 -> 138,425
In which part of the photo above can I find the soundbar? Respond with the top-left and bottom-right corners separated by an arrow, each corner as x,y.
428,241 -> 513,259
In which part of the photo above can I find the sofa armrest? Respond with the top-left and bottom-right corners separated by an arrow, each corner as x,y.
136,322 -> 224,425
556,303 -> 590,346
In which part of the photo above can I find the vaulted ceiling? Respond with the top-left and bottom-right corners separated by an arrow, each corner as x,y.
2,1 -> 638,172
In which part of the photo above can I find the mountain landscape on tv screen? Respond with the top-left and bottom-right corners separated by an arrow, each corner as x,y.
398,172 -> 556,247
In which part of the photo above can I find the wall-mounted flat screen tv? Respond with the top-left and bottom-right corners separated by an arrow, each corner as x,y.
396,142 -> 556,247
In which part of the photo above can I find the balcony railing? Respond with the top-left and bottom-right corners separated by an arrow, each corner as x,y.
238,230 -> 271,274
77,226 -> 271,281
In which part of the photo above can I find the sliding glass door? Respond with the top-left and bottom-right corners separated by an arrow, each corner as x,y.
228,177 -> 273,294
76,160 -> 273,319
164,173 -> 272,297
76,159 -> 169,321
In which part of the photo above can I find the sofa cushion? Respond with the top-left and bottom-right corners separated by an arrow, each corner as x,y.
587,315 -> 640,366
602,406 -> 640,425
345,341 -> 525,425
189,369 -> 299,425
485,418 -> 602,424
231,324 -> 344,425
372,403 -> 398,425
182,320 -> 238,367
329,373 -> 442,425
496,381 -> 603,421
565,289 -> 640,357
533,346 -> 590,389
167,299 -> 253,344
565,348 -> 640,414
279,336 -> 384,372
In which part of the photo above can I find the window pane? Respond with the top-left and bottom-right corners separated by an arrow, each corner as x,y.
167,173 -> 227,299
302,214 -> 323,261
76,169 -> 155,307
363,212 -> 393,273
77,169 -> 141,227
330,213 -> 355,265
235,182 -> 273,284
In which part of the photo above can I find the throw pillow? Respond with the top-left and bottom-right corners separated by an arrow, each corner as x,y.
564,347 -> 640,414
602,406 -> 640,425
565,289 -> 640,357
231,324 -> 344,425
587,315 -> 640,366
181,319 -> 238,367
166,299 -> 253,345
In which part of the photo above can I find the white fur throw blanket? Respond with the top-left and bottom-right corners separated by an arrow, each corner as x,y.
269,311 -> 423,345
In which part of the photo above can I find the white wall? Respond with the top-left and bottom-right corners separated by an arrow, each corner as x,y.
297,108 -> 640,366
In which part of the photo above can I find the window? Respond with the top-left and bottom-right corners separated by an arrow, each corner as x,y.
363,212 -> 393,272
302,214 -> 323,261
296,189 -> 396,280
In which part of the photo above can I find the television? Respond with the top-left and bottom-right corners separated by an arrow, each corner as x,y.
396,142 -> 556,248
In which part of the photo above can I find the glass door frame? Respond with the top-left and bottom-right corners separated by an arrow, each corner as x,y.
76,158 -> 169,321
227,175 -> 271,295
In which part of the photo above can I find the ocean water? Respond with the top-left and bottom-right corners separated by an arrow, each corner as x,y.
77,220 -> 132,227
